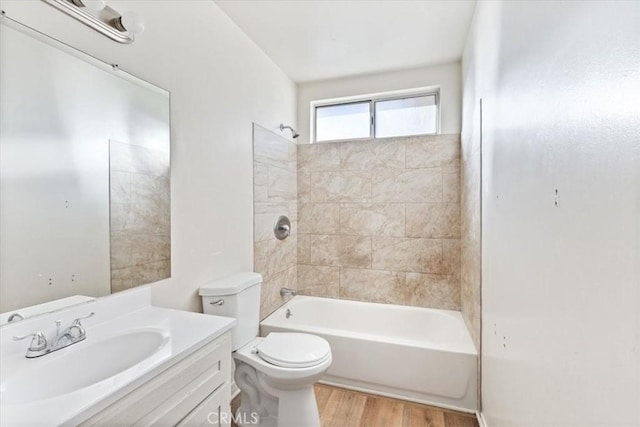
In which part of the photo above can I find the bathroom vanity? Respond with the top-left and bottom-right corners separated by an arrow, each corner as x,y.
81,333 -> 232,426
0,287 -> 235,426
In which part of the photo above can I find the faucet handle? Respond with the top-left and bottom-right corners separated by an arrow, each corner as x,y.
13,331 -> 48,352
7,312 -> 25,323
72,312 -> 95,326
70,313 -> 95,339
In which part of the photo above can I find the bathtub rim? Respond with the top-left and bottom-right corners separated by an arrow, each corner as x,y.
261,295 -> 478,356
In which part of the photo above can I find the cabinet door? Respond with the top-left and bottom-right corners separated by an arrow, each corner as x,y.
178,383 -> 231,427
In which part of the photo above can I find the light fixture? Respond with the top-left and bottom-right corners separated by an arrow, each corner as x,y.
42,0 -> 145,44
113,11 -> 145,36
71,0 -> 106,12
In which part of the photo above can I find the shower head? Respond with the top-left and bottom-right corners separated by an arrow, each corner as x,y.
280,124 -> 300,139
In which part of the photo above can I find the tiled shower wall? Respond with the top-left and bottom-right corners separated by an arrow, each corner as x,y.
253,124 -> 297,319
296,134 -> 462,310
461,131 -> 481,350
110,139 -> 171,293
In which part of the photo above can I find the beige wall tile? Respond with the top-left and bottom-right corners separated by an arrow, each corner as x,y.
268,165 -> 297,201
131,173 -> 169,199
110,142 -> 171,288
254,125 -> 291,169
339,234 -> 371,269
292,134 -> 464,312
405,203 -> 461,238
372,169 -> 442,202
110,171 -> 131,203
126,196 -> 169,234
309,235 -> 371,268
254,202 -> 289,214
254,234 -> 296,281
340,203 -> 405,237
440,239 -> 461,277
461,139 -> 481,349
443,172 -> 460,203
254,125 -> 299,317
297,284 -> 339,298
406,273 -> 460,310
298,264 -> 340,287
372,237 -> 443,274
405,135 -> 441,169
254,162 -> 269,202
309,235 -> 340,266
405,134 -> 461,171
110,203 -> 133,231
130,233 -> 170,265
111,260 -> 170,293
298,142 -> 340,172
260,266 -> 297,319
288,204 -> 298,236
297,265 -> 340,297
340,139 -> 405,170
298,203 -> 340,234
110,140 -> 169,176
310,171 -> 371,203
297,234 -> 311,264
440,134 -> 461,173
298,171 -> 311,203
340,268 -> 406,305
110,231 -> 131,270
254,213 -> 277,242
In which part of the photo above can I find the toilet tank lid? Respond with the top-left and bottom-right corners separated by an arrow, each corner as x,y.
199,272 -> 262,296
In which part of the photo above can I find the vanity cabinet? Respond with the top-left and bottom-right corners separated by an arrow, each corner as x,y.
80,332 -> 232,427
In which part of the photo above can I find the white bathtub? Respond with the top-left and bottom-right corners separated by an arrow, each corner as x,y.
260,296 -> 477,412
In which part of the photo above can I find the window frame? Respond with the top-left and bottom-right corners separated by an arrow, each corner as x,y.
314,100 -> 373,143
312,90 -> 440,143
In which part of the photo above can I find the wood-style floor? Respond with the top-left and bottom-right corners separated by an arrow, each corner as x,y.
232,384 -> 479,427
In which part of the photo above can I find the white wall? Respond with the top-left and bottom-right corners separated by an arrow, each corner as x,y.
0,0 -> 296,313
462,1 -> 640,425
297,62 -> 461,144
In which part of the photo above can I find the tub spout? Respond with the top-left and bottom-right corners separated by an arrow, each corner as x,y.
280,288 -> 297,297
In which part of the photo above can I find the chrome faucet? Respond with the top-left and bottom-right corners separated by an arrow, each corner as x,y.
13,312 -> 95,358
280,288 -> 297,297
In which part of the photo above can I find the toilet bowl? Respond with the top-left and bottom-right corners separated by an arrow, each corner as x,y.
233,333 -> 332,427
200,273 -> 332,427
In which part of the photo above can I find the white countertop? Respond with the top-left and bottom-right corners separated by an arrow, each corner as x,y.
0,295 -> 98,326
0,287 -> 235,426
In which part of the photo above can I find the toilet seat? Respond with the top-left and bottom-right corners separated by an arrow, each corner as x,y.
256,333 -> 331,368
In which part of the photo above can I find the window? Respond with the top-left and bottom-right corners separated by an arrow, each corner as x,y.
375,95 -> 437,138
313,92 -> 438,142
315,102 -> 370,142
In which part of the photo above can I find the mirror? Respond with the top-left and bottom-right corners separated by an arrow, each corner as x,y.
0,19 -> 171,316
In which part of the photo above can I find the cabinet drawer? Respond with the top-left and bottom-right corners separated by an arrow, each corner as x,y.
178,383 -> 231,427
81,332 -> 231,427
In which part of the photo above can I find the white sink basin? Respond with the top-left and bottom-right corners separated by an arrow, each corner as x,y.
0,287 -> 236,426
1,329 -> 169,405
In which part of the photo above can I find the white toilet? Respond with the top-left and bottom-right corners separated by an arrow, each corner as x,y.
200,272 -> 332,427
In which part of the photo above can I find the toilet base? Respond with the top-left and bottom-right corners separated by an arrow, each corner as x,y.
273,388 -> 320,427
233,360 -> 322,427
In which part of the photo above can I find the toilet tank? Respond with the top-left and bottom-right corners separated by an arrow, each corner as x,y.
199,272 -> 262,351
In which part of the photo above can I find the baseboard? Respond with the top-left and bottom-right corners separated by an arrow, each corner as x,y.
476,411 -> 488,427
319,379 -> 476,415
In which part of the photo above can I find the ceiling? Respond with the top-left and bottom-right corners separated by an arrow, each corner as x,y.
215,0 -> 477,83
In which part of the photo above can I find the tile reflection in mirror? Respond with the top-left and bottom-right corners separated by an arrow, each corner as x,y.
0,20 -> 170,314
